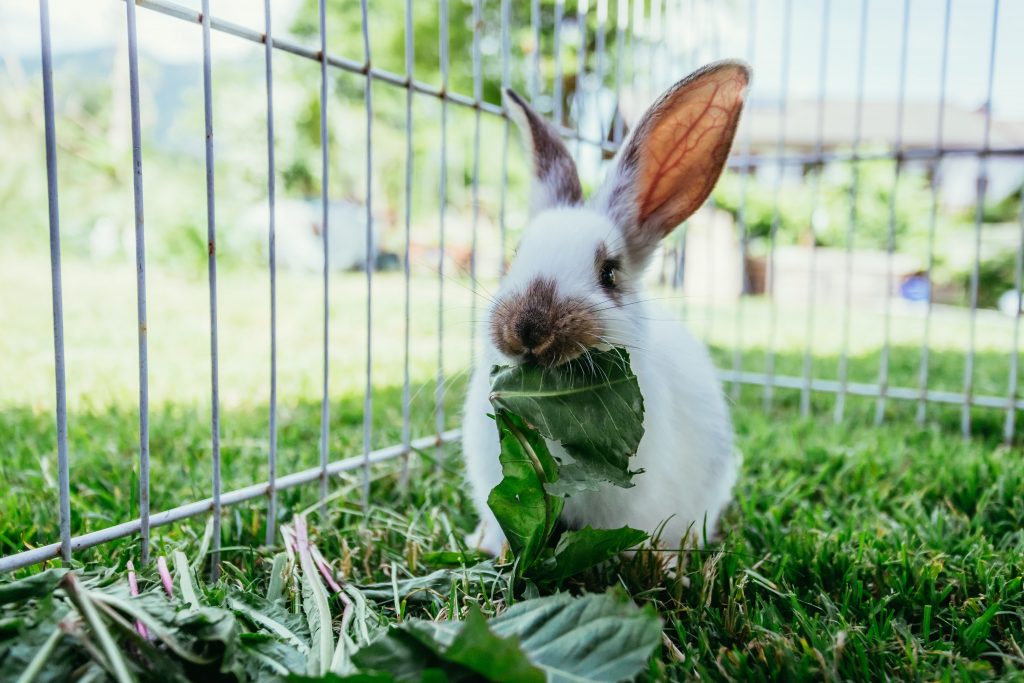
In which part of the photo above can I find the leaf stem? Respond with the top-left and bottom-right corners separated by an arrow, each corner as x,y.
503,416 -> 555,535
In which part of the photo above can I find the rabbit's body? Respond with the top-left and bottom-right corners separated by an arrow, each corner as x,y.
462,291 -> 735,556
460,62 -> 750,557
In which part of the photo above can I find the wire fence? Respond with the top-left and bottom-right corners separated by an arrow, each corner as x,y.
2,0 -> 1022,573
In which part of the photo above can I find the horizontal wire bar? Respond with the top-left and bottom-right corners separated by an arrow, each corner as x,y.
732,146 -> 1024,167
0,430 -> 461,574
718,370 -> 1024,411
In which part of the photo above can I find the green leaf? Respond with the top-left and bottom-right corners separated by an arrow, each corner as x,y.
0,569 -> 68,606
287,673 -> 398,683
174,607 -> 246,679
532,526 -> 649,583
487,411 -> 564,573
354,592 -> 660,683
489,347 -> 645,494
227,591 -> 310,653
353,606 -> 543,683
486,591 -> 661,682
406,606 -> 545,683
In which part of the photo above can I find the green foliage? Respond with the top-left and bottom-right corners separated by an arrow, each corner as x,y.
2,351 -> 1024,679
486,412 -> 565,572
531,526 -> 649,584
485,348 -> 649,580
356,592 -> 661,683
713,157 -> 941,252
489,347 -> 645,494
0,552 -> 658,682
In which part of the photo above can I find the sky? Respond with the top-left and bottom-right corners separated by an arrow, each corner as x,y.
742,0 -> 1023,120
1,0 -> 1021,120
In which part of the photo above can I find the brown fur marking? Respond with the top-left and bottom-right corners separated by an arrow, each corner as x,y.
491,277 -> 600,366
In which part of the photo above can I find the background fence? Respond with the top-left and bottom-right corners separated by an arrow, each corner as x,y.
1,0 -> 1021,573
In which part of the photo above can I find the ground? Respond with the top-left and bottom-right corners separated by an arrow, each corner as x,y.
1,254 -> 1022,680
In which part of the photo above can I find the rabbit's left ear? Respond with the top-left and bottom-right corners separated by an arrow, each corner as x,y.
504,88 -> 583,215
595,60 -> 749,263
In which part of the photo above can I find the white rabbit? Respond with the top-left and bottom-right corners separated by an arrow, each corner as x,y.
462,61 -> 750,557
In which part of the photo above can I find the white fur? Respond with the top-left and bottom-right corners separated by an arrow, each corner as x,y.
461,207 -> 737,556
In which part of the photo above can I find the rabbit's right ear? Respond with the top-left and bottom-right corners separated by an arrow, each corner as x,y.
504,88 -> 583,215
594,61 -> 749,265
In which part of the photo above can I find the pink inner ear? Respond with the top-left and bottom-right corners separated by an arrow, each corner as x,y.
637,66 -> 748,234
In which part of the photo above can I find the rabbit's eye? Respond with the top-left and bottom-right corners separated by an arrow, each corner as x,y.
599,260 -> 618,289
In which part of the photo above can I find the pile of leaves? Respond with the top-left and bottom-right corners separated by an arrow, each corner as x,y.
2,348 -> 663,681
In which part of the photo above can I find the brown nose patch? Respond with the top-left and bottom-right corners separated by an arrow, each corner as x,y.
491,278 -> 600,366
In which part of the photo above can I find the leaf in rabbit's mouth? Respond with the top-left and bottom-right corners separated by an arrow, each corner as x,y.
486,347 -> 648,579
489,347 -> 645,494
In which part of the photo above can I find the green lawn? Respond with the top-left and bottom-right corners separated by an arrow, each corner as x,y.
1,254 -> 1022,680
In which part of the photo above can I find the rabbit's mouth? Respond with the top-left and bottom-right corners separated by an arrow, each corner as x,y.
490,277 -> 601,368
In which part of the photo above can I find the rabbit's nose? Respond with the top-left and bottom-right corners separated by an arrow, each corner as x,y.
515,310 -> 553,355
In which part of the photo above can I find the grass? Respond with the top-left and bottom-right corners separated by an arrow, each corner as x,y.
2,253 -> 1023,680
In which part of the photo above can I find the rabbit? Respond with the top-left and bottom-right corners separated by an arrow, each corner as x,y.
461,61 -> 750,558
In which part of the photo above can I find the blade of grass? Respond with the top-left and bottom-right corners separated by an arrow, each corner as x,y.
89,592 -> 214,665
267,552 -> 289,604
173,550 -> 201,610
296,516 -> 334,675
14,625 -> 63,683
191,517 -> 215,571
125,561 -> 149,639
61,573 -> 134,683
156,557 -> 174,598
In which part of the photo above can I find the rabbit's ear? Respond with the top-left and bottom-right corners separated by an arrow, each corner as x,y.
504,88 -> 583,215
594,61 -> 749,264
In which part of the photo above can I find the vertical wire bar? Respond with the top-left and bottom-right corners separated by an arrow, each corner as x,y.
648,0 -> 661,94
470,0 -> 483,359
554,0 -> 565,127
200,0 -> 222,578
875,0 -> 911,425
38,0 -> 71,565
612,0 -> 627,146
531,0 -> 541,102
1006,189 -> 1024,442
630,0 -> 643,104
359,0 -> 374,506
731,0 -> 756,402
916,0 -> 952,424
498,0 -> 511,276
833,0 -> 870,424
317,0 -> 330,514
962,0 -> 1000,439
594,0 -> 607,136
575,0 -> 589,158
262,0 -> 278,546
398,0 -> 414,488
799,0 -> 830,416
124,0 -> 151,565
436,0 -> 449,456
762,0 -> 792,412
